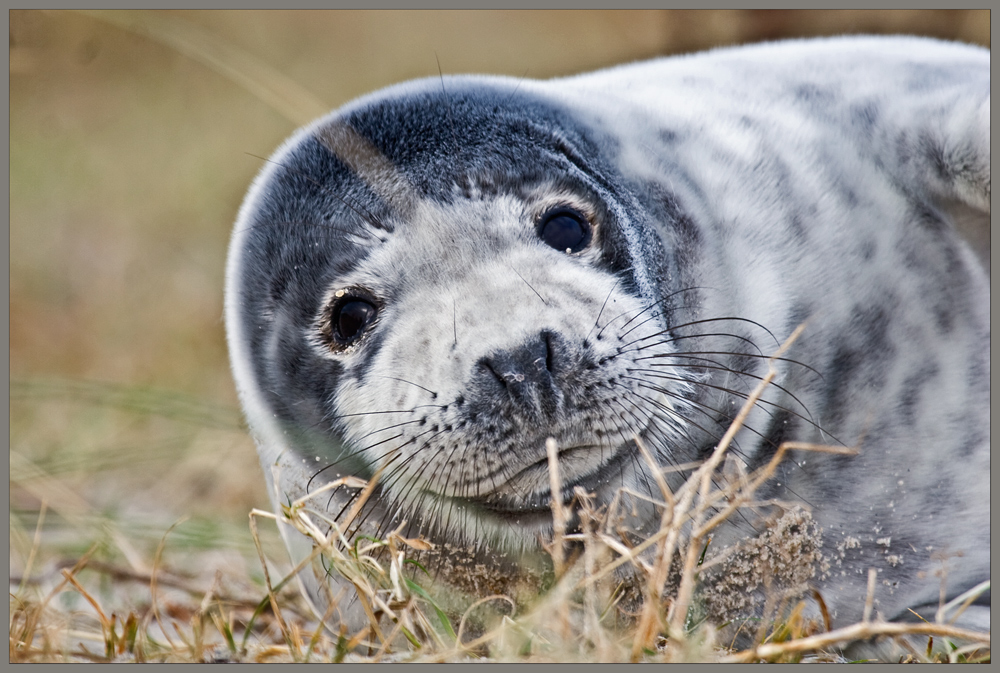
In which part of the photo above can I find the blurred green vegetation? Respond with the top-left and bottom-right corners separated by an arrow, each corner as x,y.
8,6 -> 989,615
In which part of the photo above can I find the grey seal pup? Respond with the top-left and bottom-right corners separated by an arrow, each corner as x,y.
225,36 -> 989,643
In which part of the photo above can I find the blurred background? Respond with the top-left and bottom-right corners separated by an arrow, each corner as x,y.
8,8 -> 990,632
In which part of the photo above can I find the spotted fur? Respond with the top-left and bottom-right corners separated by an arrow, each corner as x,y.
226,36 -> 989,640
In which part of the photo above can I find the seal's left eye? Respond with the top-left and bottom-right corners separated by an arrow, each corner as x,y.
332,297 -> 377,344
539,208 -> 591,253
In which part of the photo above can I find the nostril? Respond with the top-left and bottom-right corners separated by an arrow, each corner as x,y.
478,358 -> 506,387
542,330 -> 555,373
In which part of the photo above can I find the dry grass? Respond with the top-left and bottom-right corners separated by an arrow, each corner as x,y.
258,327 -> 988,664
21,329 -> 983,664
11,332 -> 992,663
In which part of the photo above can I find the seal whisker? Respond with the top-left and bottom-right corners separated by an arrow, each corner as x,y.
321,447 -> 410,525
598,285 -> 706,338
618,387 -> 740,459
347,417 -> 426,445
434,52 -> 460,170
623,315 -> 779,350
307,429 -> 412,488
604,397 -> 691,490
374,376 -> 439,399
613,310 -> 667,343
611,398 -> 762,532
586,278 -> 622,342
320,407 -> 436,421
628,331 -> 767,360
633,373 -> 818,439
629,361 -> 818,427
500,67 -> 531,109
637,350 -> 824,381
623,317 -> 773,355
619,374 -> 769,444
508,265 -> 549,306
360,427 -> 446,486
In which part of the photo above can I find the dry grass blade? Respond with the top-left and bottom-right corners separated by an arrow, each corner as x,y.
149,518 -> 188,652
248,508 -> 296,658
11,542 -> 98,662
336,455 -> 393,533
630,435 -> 676,660
577,522 -> 671,591
59,570 -> 111,635
456,596 -> 515,646
546,437 -> 567,580
941,580 -> 990,625
267,459 -> 426,653
545,437 -> 573,644
665,323 -> 809,643
15,500 -> 48,596
721,621 -> 990,663
863,567 -> 877,623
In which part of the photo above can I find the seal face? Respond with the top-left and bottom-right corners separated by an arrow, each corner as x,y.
226,36 -> 990,636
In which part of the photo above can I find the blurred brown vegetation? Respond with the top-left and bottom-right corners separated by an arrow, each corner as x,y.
8,7 -> 990,621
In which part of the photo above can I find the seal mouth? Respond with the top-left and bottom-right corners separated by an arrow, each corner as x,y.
460,442 -> 632,518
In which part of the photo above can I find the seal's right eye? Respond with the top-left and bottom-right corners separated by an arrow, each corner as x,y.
538,208 -> 592,253
331,294 -> 378,345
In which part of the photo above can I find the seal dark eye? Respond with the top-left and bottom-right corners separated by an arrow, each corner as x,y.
539,208 -> 591,253
337,300 -> 375,340
331,294 -> 377,345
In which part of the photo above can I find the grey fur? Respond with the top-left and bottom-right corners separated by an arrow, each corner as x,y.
225,36 -> 989,647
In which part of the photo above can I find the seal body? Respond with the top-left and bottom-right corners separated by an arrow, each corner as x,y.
226,36 -> 990,638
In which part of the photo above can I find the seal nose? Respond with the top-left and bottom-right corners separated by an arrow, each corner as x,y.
478,331 -> 562,419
